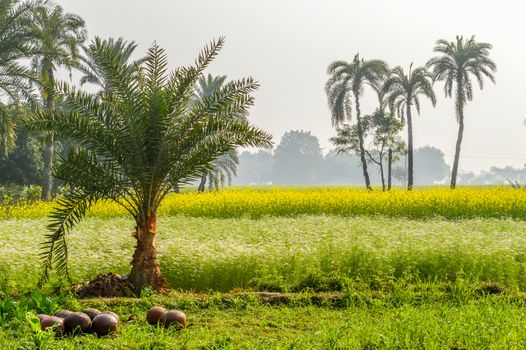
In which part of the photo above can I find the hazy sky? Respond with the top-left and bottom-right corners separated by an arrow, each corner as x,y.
56,0 -> 526,172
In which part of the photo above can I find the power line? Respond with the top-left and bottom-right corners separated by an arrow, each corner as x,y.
443,154 -> 526,161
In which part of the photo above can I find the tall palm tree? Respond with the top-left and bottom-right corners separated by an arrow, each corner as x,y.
427,36 -> 496,188
79,36 -> 143,96
326,54 -> 388,190
30,3 -> 86,199
195,73 -> 242,192
25,38 -> 273,294
0,0 -> 40,156
383,64 -> 436,190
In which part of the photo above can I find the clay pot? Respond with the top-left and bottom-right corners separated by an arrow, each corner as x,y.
146,306 -> 166,325
160,310 -> 186,329
92,313 -> 119,336
40,316 -> 64,332
55,310 -> 73,319
81,308 -> 101,321
64,312 -> 92,334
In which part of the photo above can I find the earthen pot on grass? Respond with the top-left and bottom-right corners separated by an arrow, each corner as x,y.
146,306 -> 166,325
100,311 -> 120,326
81,308 -> 101,321
160,310 -> 186,329
92,313 -> 119,336
39,315 -> 64,332
64,312 -> 92,334
55,310 -> 73,319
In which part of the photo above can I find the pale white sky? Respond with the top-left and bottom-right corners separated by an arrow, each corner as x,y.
56,0 -> 526,172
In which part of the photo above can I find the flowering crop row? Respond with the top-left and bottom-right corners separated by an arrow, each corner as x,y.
1,186 -> 525,220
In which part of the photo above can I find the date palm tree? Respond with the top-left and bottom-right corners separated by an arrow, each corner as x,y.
79,36 -> 143,96
0,0 -> 40,156
25,38 -> 273,294
30,3 -> 86,199
383,64 -> 436,190
326,54 -> 388,190
427,36 -> 496,188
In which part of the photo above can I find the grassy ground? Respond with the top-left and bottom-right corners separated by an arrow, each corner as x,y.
2,212 -> 526,348
2,216 -> 526,294
2,288 -> 526,349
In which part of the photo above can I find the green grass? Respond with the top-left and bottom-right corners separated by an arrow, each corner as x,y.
2,215 -> 526,294
3,213 -> 526,347
2,288 -> 526,349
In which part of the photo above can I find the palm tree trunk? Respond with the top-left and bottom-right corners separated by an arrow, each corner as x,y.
451,76 -> 465,189
387,148 -> 392,190
355,95 -> 372,190
198,174 -> 206,192
451,107 -> 464,189
406,102 -> 413,190
129,213 -> 167,294
41,66 -> 55,200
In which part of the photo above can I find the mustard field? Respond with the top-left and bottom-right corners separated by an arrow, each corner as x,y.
2,186 -> 526,220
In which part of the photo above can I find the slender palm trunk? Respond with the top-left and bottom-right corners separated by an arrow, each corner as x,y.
41,67 -> 55,200
354,95 -> 372,190
406,102 -> 414,190
129,213 -> 167,294
451,106 -> 464,189
387,148 -> 392,190
451,78 -> 465,189
198,174 -> 207,192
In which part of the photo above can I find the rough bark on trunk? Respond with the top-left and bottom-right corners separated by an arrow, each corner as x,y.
41,67 -> 55,200
451,76 -> 465,189
354,95 -> 372,190
387,148 -> 392,191
198,174 -> 207,192
406,102 -> 413,191
129,214 -> 167,294
451,107 -> 464,189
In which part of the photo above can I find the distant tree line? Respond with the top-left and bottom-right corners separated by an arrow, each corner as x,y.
234,130 -> 450,186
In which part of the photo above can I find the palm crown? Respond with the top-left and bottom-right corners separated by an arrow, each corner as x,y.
326,54 -> 388,127
0,0 -> 41,156
79,36 -> 144,95
25,37 -> 273,291
427,35 -> 496,119
383,64 -> 436,122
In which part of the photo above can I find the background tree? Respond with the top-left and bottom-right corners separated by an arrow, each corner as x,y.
272,130 -> 323,185
198,150 -> 238,191
322,150 -> 363,185
413,146 -> 450,185
194,74 -> 242,191
383,64 -> 436,190
326,54 -> 388,190
25,38 -> 273,293
0,127 -> 43,186
427,36 -> 496,188
30,3 -> 86,199
0,0 -> 40,156
79,36 -> 143,96
234,150 -> 273,185
331,110 -> 405,191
